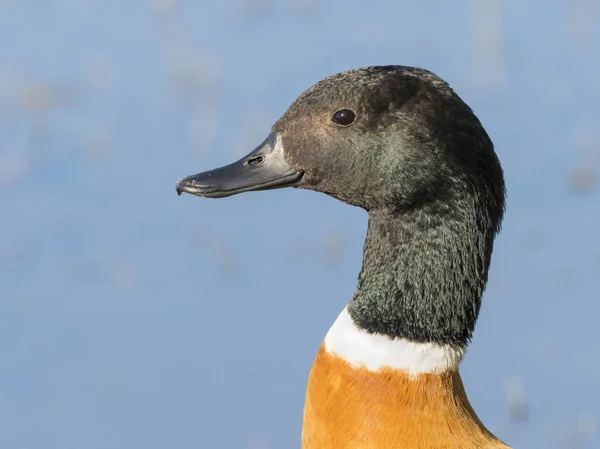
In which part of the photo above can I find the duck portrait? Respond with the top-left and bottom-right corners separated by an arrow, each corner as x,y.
176,65 -> 509,449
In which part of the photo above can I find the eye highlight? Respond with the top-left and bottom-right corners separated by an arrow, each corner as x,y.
331,109 -> 356,127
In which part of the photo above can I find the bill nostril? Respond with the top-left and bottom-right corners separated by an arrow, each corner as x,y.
245,155 -> 265,166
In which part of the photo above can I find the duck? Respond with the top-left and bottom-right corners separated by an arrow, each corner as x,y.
176,65 -> 509,449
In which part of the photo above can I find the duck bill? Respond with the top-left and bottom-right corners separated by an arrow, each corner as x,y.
176,132 -> 304,199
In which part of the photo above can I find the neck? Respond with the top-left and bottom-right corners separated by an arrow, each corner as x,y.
348,204 -> 494,348
324,307 -> 464,374
301,204 -> 508,449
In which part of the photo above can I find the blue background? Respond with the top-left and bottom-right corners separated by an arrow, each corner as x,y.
1,1 -> 598,448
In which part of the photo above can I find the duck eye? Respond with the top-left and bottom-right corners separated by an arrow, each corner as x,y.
331,109 -> 356,126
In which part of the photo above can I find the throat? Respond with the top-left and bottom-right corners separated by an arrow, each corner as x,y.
348,207 -> 493,347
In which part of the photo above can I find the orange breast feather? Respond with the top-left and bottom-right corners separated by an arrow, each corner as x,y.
302,345 -> 509,449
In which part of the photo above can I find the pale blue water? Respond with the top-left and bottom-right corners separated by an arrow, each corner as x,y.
1,1 -> 599,448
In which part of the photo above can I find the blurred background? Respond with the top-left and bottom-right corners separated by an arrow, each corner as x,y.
0,0 -> 599,448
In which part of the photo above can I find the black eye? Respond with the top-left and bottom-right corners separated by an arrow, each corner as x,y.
332,109 -> 356,126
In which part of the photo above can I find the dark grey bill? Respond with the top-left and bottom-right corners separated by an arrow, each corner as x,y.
176,132 -> 304,199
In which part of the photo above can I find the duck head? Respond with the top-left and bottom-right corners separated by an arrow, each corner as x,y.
177,66 -> 503,214
177,65 -> 505,348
